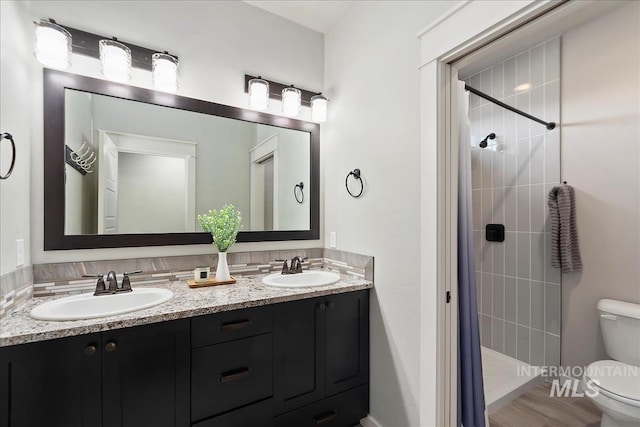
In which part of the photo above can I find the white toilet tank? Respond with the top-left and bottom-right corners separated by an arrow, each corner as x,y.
598,299 -> 640,366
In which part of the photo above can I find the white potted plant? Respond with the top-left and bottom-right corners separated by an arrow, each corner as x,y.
198,204 -> 242,282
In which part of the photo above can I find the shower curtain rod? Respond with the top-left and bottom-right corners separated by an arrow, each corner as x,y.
465,84 -> 556,130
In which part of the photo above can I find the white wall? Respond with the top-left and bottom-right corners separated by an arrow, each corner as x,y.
323,2 -> 457,426
561,1 -> 640,369
0,1 -> 33,276
17,0 -> 324,263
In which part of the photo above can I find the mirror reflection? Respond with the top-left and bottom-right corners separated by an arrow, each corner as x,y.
64,89 -> 311,235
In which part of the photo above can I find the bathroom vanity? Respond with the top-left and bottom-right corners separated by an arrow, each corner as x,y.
0,275 -> 370,427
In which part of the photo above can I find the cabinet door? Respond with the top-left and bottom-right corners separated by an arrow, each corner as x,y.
324,290 -> 369,396
273,296 -> 325,414
102,319 -> 190,427
0,333 -> 102,427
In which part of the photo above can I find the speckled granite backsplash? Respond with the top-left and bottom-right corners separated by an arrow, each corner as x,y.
29,247 -> 373,300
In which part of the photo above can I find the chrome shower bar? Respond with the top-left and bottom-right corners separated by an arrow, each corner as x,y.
465,84 -> 556,130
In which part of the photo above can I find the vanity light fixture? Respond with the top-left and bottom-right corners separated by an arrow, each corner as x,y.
152,52 -> 179,92
310,94 -> 328,122
244,75 -> 328,122
248,77 -> 269,110
99,38 -> 131,82
282,86 -> 302,117
34,19 -> 71,69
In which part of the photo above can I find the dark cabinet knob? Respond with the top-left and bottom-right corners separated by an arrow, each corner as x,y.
84,345 -> 96,356
318,303 -> 326,310
104,341 -> 117,352
327,301 -> 335,309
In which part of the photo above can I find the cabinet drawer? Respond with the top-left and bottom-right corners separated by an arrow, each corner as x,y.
192,334 -> 273,421
192,398 -> 273,427
274,385 -> 368,427
192,305 -> 273,347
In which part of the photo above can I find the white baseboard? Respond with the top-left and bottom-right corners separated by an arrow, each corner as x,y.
360,415 -> 384,427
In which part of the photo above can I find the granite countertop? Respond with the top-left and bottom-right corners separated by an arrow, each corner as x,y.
0,271 -> 372,347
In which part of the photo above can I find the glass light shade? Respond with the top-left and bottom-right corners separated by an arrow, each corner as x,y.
249,78 -> 269,110
34,20 -> 71,69
282,87 -> 301,117
152,53 -> 179,92
99,39 -> 131,82
310,94 -> 328,122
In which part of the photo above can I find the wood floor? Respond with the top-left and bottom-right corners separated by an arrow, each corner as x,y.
489,383 -> 602,427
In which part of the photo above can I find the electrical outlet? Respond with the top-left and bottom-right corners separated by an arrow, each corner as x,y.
330,232 -> 337,248
16,239 -> 24,267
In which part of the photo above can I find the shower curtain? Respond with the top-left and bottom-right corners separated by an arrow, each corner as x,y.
457,80 -> 486,427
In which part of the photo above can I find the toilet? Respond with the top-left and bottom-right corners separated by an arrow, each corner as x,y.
581,299 -> 640,427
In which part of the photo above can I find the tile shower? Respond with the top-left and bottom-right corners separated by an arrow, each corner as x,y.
468,38 -> 562,370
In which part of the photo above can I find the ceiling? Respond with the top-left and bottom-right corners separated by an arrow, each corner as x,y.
244,1 -> 354,33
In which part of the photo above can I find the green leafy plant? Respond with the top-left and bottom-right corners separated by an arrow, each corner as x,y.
198,204 -> 242,252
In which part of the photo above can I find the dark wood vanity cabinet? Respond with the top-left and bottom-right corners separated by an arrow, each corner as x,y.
0,289 -> 369,427
274,290 -> 369,426
0,319 -> 190,427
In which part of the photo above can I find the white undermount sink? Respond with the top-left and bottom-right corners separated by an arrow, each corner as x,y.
262,270 -> 341,288
29,288 -> 174,321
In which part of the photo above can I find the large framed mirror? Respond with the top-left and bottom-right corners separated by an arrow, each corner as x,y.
44,69 -> 319,250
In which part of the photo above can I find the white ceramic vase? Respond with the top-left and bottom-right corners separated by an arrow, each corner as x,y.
216,251 -> 231,282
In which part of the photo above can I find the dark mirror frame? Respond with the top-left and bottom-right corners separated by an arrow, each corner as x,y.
43,69 -> 320,250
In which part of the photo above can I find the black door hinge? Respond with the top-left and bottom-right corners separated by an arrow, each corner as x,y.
446,291 -> 451,303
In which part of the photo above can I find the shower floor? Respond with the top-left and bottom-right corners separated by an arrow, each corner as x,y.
482,346 -> 543,413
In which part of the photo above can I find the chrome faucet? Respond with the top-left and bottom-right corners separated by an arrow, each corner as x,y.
276,256 -> 308,275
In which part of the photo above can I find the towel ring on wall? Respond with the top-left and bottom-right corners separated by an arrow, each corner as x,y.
294,182 -> 304,204
0,133 -> 16,180
345,168 -> 363,198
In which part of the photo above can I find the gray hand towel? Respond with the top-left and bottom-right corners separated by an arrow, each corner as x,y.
548,184 -> 582,273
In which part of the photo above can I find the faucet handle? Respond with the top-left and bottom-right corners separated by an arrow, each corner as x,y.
82,273 -> 104,278
84,274 -> 110,296
120,270 -> 142,293
275,259 -> 289,274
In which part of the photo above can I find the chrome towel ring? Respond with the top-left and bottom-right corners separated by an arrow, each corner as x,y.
0,133 -> 16,180
345,168 -> 363,198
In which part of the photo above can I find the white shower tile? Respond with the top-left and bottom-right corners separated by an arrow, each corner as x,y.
517,186 -> 530,232
504,187 -> 517,231
517,279 -> 531,326
505,232 -> 518,277
505,322 -> 517,358
504,57 -> 516,97
530,86 -> 544,135
493,275 -> 505,319
530,329 -> 545,367
471,149 -> 482,189
531,281 -> 545,331
516,325 -> 530,363
474,231 -> 482,268
545,333 -> 560,368
531,184 -> 546,233
475,271 -> 482,311
492,242 -> 505,277
481,149 -> 493,189
530,44 -> 544,88
482,273 -> 493,315
516,92 -> 530,139
545,131 -> 560,184
481,314 -> 492,347
531,233 -> 545,282
505,277 -> 517,323
473,190 -> 481,230
544,38 -> 560,83
544,184 -> 556,233
481,239 -> 493,273
481,69 -> 493,98
517,232 -> 531,279
545,233 -> 561,284
492,63 -> 504,100
516,51 -> 530,88
492,151 -> 504,189
470,108 -> 482,147
517,138 -> 531,186
492,188 -> 505,225
468,73 -> 482,109
482,188 -> 493,226
503,135 -> 518,186
530,134 -> 545,184
545,80 -> 560,123
482,104 -> 493,138
545,284 -> 561,335
492,318 -> 505,353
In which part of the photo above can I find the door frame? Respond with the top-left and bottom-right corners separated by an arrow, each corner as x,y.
250,134 -> 279,231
